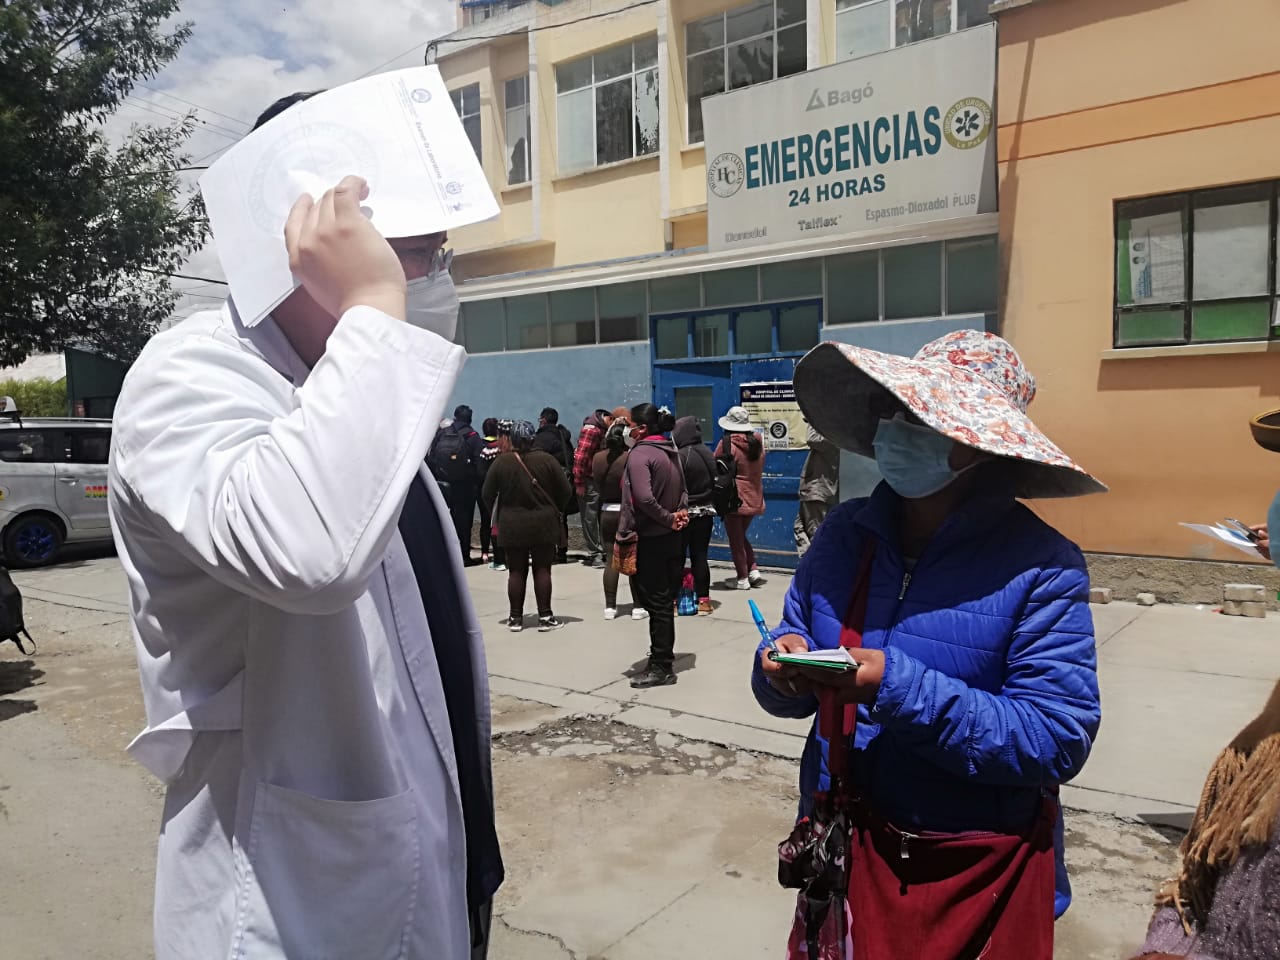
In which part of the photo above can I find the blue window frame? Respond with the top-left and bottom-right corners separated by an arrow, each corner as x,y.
650,298 -> 823,363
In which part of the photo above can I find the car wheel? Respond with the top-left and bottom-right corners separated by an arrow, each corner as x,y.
4,514 -> 65,568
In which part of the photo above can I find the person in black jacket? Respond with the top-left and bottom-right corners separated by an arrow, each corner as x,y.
476,418 -> 504,567
429,404 -> 485,565
673,416 -> 717,615
532,407 -> 574,562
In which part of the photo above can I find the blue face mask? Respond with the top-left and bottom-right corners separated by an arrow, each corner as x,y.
872,416 -> 959,500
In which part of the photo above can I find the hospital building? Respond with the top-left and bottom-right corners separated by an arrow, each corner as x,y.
429,0 -> 1280,584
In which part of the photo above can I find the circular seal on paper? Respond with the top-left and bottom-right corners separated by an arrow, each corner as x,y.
445,180 -> 463,196
247,123 -> 381,233
707,152 -> 746,199
768,420 -> 789,442
411,88 -> 432,103
943,97 -> 993,150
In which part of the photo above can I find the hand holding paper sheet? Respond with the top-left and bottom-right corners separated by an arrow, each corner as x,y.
1179,522 -> 1266,558
200,66 -> 499,327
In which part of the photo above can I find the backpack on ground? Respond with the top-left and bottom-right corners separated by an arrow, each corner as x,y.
0,566 -> 35,655
429,426 -> 475,485
712,454 -> 742,518
677,569 -> 698,617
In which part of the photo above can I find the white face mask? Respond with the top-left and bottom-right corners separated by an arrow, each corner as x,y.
624,430 -> 639,449
404,270 -> 459,342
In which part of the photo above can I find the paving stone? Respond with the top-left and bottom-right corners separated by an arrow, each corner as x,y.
1223,583 -> 1266,603
1223,599 -> 1267,618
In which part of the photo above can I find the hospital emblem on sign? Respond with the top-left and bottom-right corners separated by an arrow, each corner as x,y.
943,97 -> 993,150
708,153 -> 745,199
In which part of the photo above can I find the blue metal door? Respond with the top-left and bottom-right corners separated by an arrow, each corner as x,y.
651,299 -> 821,572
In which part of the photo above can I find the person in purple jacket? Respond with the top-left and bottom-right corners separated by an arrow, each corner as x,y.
754,330 -> 1105,944
617,403 -> 688,689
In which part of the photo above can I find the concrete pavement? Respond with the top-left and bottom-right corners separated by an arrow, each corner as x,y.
464,558 -> 1280,824
16,552 -> 1280,822
8,551 -> 1278,959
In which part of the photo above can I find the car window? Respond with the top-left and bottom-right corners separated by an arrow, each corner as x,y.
70,429 -> 111,465
0,430 -> 56,463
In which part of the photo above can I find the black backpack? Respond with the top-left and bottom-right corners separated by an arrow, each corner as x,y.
712,454 -> 742,518
0,566 -> 34,655
429,426 -> 475,484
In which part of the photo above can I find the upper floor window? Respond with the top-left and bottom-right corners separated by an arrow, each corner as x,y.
504,76 -> 531,185
835,0 -> 991,63
685,0 -> 807,144
1114,182 -> 1280,348
555,38 -> 660,173
450,83 -> 482,162
462,0 -> 528,27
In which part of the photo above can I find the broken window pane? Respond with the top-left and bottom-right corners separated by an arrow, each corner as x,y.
595,77 -> 633,165
634,68 -> 660,156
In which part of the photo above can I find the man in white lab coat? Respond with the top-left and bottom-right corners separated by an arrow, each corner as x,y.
109,104 -> 502,956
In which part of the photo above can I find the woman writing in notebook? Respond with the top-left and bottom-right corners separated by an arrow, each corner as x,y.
753,331 -> 1104,960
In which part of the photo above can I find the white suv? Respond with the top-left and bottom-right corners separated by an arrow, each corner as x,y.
0,408 -> 113,567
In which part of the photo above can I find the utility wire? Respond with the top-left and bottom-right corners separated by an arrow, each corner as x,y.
138,85 -> 254,128
139,267 -> 228,285
118,98 -> 245,141
353,39 -> 439,80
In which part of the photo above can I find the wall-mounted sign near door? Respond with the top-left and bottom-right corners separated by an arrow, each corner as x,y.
739,381 -> 806,451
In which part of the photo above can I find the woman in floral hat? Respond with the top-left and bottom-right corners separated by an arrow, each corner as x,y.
754,329 -> 1105,959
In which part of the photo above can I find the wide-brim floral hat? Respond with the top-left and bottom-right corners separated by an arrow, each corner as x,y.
793,329 -> 1106,499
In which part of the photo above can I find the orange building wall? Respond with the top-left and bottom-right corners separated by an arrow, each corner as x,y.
997,0 -> 1280,559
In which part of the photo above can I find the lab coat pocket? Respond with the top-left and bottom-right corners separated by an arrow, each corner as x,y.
234,781 -> 419,960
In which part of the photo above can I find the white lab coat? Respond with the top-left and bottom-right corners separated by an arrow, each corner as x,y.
108,301 -> 489,959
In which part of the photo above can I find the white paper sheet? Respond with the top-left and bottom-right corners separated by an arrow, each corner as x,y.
1179,522 -> 1264,558
1128,211 -> 1185,304
199,66 -> 499,327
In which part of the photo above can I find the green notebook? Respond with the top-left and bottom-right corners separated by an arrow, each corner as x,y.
767,648 -> 859,673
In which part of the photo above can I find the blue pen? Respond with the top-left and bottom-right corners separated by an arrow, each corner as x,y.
748,599 -> 777,653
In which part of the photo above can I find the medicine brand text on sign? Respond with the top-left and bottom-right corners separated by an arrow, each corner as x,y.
702,25 -> 997,252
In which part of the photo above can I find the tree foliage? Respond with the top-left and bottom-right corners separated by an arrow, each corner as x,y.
0,377 -> 69,417
0,0 -> 209,366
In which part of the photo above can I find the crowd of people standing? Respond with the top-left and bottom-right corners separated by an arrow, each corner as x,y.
429,398 -> 770,686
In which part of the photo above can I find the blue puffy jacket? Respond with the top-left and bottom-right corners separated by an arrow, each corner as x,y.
751,482 -> 1101,918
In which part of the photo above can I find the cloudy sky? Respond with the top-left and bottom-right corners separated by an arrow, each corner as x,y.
115,0 -> 457,320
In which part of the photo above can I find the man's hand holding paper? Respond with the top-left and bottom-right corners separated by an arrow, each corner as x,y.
200,65 -> 498,328
284,175 -> 407,322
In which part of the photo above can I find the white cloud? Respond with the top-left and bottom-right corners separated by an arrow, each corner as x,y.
115,0 -> 458,323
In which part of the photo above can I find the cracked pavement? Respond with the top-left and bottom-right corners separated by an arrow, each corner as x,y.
4,553 -> 1278,957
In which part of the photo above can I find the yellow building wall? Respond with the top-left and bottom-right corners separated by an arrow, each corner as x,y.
663,0 -> 707,212
445,3 -> 669,271
998,0 -> 1280,559
441,44 -> 526,252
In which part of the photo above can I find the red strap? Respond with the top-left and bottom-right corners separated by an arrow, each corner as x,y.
819,542 -> 876,781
